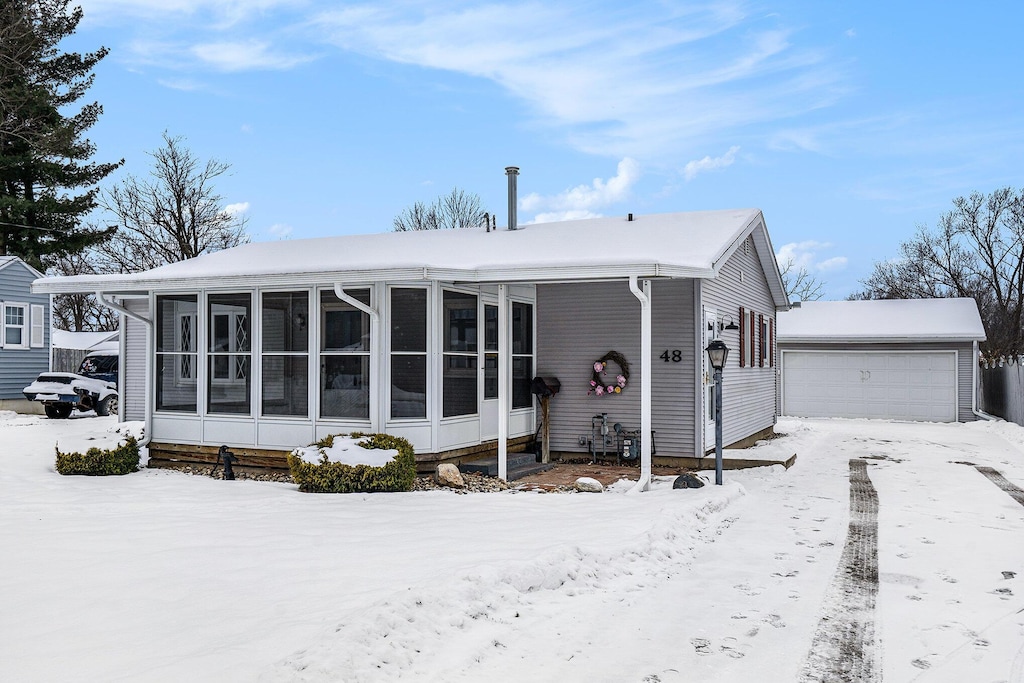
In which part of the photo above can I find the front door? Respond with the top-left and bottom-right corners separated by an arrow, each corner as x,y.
703,307 -> 717,452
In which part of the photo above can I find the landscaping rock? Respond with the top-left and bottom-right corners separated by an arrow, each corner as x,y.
435,463 -> 466,489
673,473 -> 705,489
574,476 -> 604,493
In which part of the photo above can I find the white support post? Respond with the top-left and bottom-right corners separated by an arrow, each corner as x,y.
629,276 -> 652,492
497,284 -> 509,480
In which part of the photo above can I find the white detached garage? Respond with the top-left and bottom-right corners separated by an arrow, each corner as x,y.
777,298 -> 986,422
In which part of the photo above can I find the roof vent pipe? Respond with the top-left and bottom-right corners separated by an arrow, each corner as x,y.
505,166 -> 519,230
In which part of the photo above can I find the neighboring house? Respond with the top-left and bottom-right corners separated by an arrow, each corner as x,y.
0,256 -> 49,411
777,298 -> 986,422
33,206 -> 788,487
51,329 -> 119,373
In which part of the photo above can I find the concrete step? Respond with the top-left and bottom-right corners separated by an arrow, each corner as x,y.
460,452 -> 543,478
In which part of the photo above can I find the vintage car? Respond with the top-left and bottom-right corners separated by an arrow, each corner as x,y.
23,350 -> 119,419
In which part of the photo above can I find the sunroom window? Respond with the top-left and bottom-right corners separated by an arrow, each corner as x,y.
208,293 -> 252,415
390,288 -> 427,419
442,290 -> 477,417
262,291 -> 308,417
320,288 -> 370,420
511,302 -> 534,409
156,295 -> 198,412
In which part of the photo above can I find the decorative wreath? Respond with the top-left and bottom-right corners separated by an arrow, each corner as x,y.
588,350 -> 630,396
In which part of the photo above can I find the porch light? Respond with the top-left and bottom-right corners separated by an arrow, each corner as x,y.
705,339 -> 730,485
706,339 -> 729,371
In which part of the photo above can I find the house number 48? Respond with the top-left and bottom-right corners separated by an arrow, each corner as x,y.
660,350 -> 683,362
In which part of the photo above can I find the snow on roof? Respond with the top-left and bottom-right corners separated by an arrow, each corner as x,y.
33,210 -> 780,299
52,330 -> 119,351
777,298 -> 986,343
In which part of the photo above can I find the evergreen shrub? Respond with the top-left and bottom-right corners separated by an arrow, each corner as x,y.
288,432 -> 416,493
55,435 -> 140,476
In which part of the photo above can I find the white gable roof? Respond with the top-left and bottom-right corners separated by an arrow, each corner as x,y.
777,298 -> 986,343
52,329 -> 119,351
32,209 -> 787,306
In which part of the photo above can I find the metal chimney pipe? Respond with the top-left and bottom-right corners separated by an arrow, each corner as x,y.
505,166 -> 519,230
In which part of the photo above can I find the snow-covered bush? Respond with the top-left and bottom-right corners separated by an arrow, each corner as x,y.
287,432 -> 416,493
55,435 -> 140,476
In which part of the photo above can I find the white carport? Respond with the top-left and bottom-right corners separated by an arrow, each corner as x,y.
778,298 -> 987,422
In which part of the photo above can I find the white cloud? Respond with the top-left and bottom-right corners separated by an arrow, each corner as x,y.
683,145 -> 740,181
240,123 -> 253,134
223,202 -> 249,215
776,240 -> 848,272
191,40 -> 314,72
266,223 -> 293,239
312,2 -> 843,160
520,159 -> 640,219
845,28 -> 857,38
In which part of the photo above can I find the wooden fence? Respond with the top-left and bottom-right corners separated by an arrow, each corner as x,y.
979,359 -> 1024,425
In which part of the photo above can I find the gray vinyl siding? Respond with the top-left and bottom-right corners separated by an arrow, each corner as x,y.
123,298 -> 149,422
0,261 -> 48,399
536,279 -> 696,457
778,341 -> 977,422
701,237 -> 779,449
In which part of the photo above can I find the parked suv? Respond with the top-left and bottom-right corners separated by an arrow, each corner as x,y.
23,350 -> 119,419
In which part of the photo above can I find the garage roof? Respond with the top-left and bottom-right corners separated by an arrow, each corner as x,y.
777,298 -> 986,343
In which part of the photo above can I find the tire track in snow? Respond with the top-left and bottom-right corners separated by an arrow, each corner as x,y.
974,466 -> 1024,508
801,459 -> 879,683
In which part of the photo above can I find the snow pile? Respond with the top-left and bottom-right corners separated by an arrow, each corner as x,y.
291,435 -> 398,467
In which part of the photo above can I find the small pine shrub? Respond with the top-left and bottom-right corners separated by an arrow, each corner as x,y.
56,435 -> 140,476
287,432 -> 416,493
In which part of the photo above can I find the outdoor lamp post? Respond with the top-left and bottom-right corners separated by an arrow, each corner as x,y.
705,339 -> 730,485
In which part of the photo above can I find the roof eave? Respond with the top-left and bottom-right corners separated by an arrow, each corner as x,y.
778,335 -> 987,344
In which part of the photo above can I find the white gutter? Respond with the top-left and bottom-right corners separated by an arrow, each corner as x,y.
628,275 -> 652,493
972,340 -> 1000,420
334,283 -> 382,432
95,292 -> 154,447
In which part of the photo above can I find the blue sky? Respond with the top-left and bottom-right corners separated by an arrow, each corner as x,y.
67,0 -> 1024,299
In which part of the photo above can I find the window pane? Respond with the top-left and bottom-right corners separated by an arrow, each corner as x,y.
6,305 -> 24,325
321,289 -> 370,352
391,288 -> 427,352
443,355 -> 478,417
321,355 -> 369,419
512,356 -> 533,409
512,302 -> 532,354
443,291 -> 477,352
157,295 -> 197,352
209,294 -> 251,352
484,353 -> 498,400
208,356 -> 250,414
262,356 -> 309,416
391,355 -> 426,419
156,355 -> 197,412
6,327 -> 22,345
484,305 -> 497,351
263,292 -> 309,353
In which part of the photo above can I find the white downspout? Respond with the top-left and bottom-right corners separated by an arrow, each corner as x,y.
628,276 -> 652,493
497,284 -> 509,481
972,340 -> 1000,420
95,292 -> 153,447
334,284 -> 382,432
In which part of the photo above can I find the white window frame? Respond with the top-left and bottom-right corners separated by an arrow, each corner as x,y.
30,304 -> 45,348
3,301 -> 29,350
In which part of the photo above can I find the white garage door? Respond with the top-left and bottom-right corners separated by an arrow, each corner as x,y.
782,351 -> 957,422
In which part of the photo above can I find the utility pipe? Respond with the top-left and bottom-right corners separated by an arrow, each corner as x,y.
334,284 -> 382,432
628,275 -> 652,493
95,292 -> 154,447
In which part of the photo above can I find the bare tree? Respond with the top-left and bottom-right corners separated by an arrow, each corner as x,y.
48,250 -> 118,331
96,132 -> 248,273
854,187 -> 1024,358
778,258 -> 825,302
393,187 -> 487,232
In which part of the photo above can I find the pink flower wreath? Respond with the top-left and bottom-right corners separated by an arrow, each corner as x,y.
588,350 -> 630,396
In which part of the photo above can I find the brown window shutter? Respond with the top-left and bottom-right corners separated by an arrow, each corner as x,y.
739,307 -> 746,367
750,310 -> 756,365
769,318 -> 774,367
758,314 -> 764,367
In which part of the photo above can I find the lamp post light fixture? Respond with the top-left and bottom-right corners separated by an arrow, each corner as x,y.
705,339 -> 730,485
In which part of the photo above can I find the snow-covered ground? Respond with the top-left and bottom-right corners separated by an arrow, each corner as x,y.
2,412 -> 1023,682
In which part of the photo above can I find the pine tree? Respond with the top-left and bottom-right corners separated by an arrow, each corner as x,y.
0,0 -> 121,270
